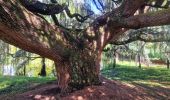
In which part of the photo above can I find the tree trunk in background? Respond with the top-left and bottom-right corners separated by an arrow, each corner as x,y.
113,57 -> 116,69
0,66 -> 1,75
113,51 -> 116,69
39,58 -> 46,77
138,54 -> 141,68
167,58 -> 169,69
55,49 -> 101,91
23,65 -> 26,76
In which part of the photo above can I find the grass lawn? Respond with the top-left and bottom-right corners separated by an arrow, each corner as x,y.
101,61 -> 170,88
1,61 -> 170,98
0,76 -> 55,95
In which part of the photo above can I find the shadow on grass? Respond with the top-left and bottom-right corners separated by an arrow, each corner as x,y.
101,64 -> 170,99
132,82 -> 170,99
101,64 -> 170,82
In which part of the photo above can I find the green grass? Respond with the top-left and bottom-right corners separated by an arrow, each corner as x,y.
101,61 -> 170,87
1,61 -> 170,96
0,76 -> 56,95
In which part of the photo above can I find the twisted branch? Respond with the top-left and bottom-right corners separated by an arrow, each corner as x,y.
20,0 -> 93,22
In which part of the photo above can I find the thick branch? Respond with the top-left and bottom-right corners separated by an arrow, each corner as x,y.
20,0 -> 93,22
0,0 -> 68,61
92,0 -> 146,49
111,29 -> 170,45
122,8 -> 170,29
20,0 -> 66,15
93,0 -> 146,27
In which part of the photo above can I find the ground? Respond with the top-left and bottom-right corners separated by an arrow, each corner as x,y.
0,63 -> 170,100
1,76 -> 170,100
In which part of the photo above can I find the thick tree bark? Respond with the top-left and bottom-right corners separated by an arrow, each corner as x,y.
55,49 -> 101,91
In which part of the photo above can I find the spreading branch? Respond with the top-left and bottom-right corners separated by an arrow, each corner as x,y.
20,0 -> 93,22
110,29 -> 170,45
121,8 -> 170,29
2,0 -> 170,61
0,0 -> 68,61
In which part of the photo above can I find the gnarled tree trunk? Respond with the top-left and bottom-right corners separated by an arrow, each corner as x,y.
55,49 -> 101,91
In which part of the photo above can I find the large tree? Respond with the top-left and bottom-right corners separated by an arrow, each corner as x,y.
1,0 -> 170,91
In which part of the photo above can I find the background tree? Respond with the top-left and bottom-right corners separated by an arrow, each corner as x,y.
39,57 -> 47,77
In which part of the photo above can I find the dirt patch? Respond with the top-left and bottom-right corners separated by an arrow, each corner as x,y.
1,76 -> 170,100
